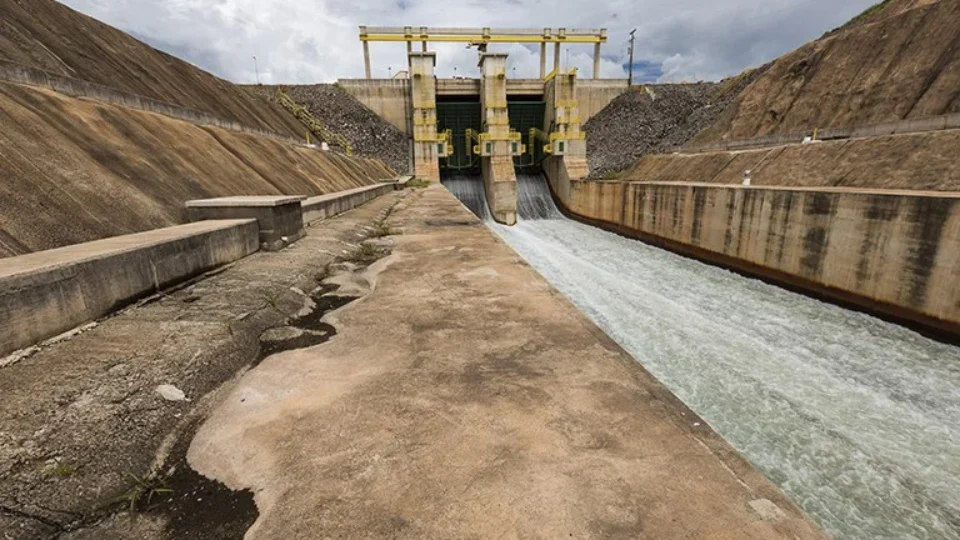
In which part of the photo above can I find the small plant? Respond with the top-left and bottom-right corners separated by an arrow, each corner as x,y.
339,243 -> 385,266
370,220 -> 399,238
601,170 -> 620,180
262,292 -> 280,310
115,471 -> 173,513
405,178 -> 430,189
47,462 -> 80,477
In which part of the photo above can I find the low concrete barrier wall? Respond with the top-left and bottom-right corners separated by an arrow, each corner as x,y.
0,60 -> 299,144
302,183 -> 395,223
0,220 -> 259,357
559,181 -> 960,335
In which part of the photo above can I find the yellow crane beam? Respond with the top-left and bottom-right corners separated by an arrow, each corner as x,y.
359,26 -> 607,44
358,26 -> 608,80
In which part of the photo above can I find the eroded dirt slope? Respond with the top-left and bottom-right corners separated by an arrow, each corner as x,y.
0,0 -> 306,137
691,0 -> 960,143
0,82 -> 394,258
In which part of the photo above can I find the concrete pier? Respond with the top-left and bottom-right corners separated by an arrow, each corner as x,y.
409,52 -> 441,182
479,53 -> 518,225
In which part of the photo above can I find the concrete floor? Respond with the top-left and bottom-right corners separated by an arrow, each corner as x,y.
189,185 -> 828,539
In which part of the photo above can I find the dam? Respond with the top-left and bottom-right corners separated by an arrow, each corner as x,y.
2,4 -> 960,540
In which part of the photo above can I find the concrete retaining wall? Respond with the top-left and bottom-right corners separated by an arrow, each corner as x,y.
0,220 -> 259,357
337,79 -> 411,135
302,183 -> 396,223
0,59 -> 299,144
577,79 -> 630,123
558,181 -> 960,335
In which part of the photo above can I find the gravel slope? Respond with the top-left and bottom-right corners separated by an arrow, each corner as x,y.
246,84 -> 410,174
584,69 -> 766,179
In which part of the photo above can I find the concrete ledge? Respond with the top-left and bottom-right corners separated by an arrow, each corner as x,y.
0,220 -> 259,357
556,180 -> 960,337
388,175 -> 415,190
302,183 -> 395,223
187,196 -> 306,250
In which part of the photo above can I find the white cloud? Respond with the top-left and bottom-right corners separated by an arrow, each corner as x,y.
60,0 -> 878,84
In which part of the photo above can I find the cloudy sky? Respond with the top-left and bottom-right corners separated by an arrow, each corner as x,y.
61,0 -> 876,84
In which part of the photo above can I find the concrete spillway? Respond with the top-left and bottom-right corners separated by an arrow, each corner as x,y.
442,174 -> 960,540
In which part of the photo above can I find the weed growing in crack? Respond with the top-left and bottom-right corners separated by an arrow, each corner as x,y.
339,243 -> 385,266
370,220 -> 399,238
46,462 -> 81,477
405,178 -> 429,189
114,471 -> 173,513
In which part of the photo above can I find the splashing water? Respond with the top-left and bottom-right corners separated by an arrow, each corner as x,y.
444,174 -> 960,539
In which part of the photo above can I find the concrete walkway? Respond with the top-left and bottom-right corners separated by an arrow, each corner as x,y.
190,185 -> 827,539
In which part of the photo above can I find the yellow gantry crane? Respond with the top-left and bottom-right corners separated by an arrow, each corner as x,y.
359,26 -> 607,79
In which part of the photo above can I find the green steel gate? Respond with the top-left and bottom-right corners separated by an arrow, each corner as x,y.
436,100 -> 546,174
507,101 -> 545,173
437,102 -> 481,174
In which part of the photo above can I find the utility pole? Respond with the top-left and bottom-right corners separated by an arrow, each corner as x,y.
628,29 -> 636,86
253,55 -> 260,85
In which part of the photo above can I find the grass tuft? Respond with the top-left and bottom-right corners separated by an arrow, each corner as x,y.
405,178 -> 430,189
370,220 -> 399,238
339,243 -> 385,266
114,471 -> 173,513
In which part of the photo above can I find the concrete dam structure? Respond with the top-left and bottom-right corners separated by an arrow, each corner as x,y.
1,3 -> 959,539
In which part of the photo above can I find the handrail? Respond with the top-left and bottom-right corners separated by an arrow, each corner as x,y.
276,89 -> 355,154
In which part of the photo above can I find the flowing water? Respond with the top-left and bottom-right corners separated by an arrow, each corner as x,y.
442,174 -> 960,540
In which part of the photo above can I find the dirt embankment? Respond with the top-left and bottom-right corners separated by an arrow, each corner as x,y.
0,0 -> 306,138
691,0 -> 960,144
0,82 -> 394,258
622,129 -> 960,191
245,84 -> 410,174
584,70 -> 765,178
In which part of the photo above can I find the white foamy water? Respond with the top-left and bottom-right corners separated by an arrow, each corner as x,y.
444,174 -> 960,539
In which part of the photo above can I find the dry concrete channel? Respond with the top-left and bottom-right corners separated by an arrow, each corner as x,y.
3,185 -> 829,539
2,179 -> 957,540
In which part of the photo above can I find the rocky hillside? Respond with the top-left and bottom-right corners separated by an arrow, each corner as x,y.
691,0 -> 960,144
0,0 -> 305,137
584,69 -> 765,178
246,84 -> 410,174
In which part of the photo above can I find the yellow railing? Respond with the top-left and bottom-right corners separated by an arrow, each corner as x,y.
276,90 -> 354,155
